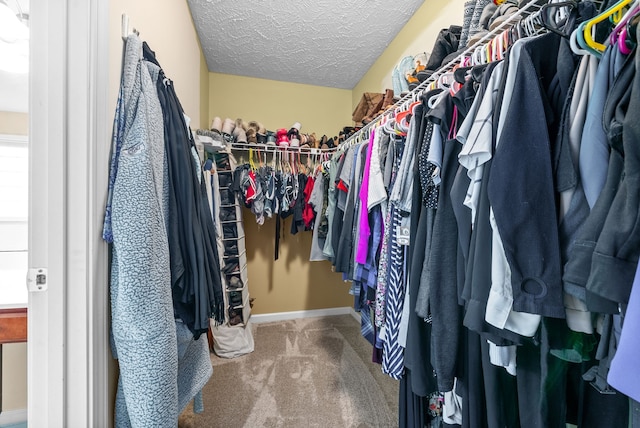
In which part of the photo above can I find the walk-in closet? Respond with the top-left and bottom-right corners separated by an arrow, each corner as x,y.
3,0 -> 640,427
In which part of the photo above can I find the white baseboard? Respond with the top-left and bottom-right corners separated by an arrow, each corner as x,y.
0,408 -> 27,425
251,307 -> 359,324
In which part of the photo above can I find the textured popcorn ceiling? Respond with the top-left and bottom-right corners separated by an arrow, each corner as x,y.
188,0 -> 424,89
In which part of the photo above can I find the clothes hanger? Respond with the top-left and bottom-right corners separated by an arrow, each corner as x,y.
493,35 -> 503,61
472,43 -> 486,66
453,66 -> 473,84
248,148 -> 257,172
522,11 -> 540,37
569,23 -> 594,54
257,147 -> 265,168
583,0 -> 633,52
383,115 -> 397,135
394,95 -> 420,127
610,1 -> 640,43
539,0 -> 578,37
577,21 -> 605,56
437,71 -> 456,90
622,13 -> 640,52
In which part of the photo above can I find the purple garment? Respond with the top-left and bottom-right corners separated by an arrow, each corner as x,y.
608,260 -> 640,402
353,208 -> 383,290
356,130 -> 376,264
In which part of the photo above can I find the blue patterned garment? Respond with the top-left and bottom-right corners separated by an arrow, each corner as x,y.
381,205 -> 407,380
106,35 -> 211,428
382,136 -> 409,380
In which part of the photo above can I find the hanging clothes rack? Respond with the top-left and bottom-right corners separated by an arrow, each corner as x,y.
342,0 -> 587,148
228,141 -> 339,155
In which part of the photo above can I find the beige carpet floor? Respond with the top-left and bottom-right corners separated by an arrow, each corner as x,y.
180,315 -> 399,428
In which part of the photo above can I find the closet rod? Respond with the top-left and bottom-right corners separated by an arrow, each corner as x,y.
228,142 -> 338,154
342,0 -> 552,147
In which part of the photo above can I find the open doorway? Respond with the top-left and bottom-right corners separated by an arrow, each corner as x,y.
0,0 -> 29,425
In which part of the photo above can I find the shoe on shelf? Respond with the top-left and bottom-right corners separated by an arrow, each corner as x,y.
309,132 -> 318,148
256,123 -> 267,145
228,307 -> 243,325
406,73 -> 420,91
276,128 -> 289,147
266,130 -> 277,146
300,134 -> 309,148
222,259 -> 239,274
227,275 -> 243,289
246,120 -> 259,144
229,291 -> 242,307
211,116 -> 222,133
287,122 -> 301,147
221,118 -> 235,144
233,119 -> 248,144
319,134 -> 328,148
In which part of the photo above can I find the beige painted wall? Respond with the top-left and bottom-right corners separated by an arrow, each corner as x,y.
243,211 -> 353,315
109,0 -> 207,129
0,111 -> 28,135
208,73 -> 354,313
2,343 -> 27,411
209,72 -> 353,138
352,0 -> 465,109
0,111 -> 28,412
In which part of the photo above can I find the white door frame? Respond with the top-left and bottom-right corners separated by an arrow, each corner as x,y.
28,0 -> 110,426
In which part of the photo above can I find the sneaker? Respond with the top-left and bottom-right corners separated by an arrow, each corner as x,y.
256,123 -> 267,145
227,275 -> 243,289
287,122 -> 301,147
276,128 -> 289,147
266,131 -> 277,146
406,73 -> 419,91
228,291 -> 242,307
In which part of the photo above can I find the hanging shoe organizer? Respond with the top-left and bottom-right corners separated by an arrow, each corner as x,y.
214,151 -> 252,327
204,149 -> 255,358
